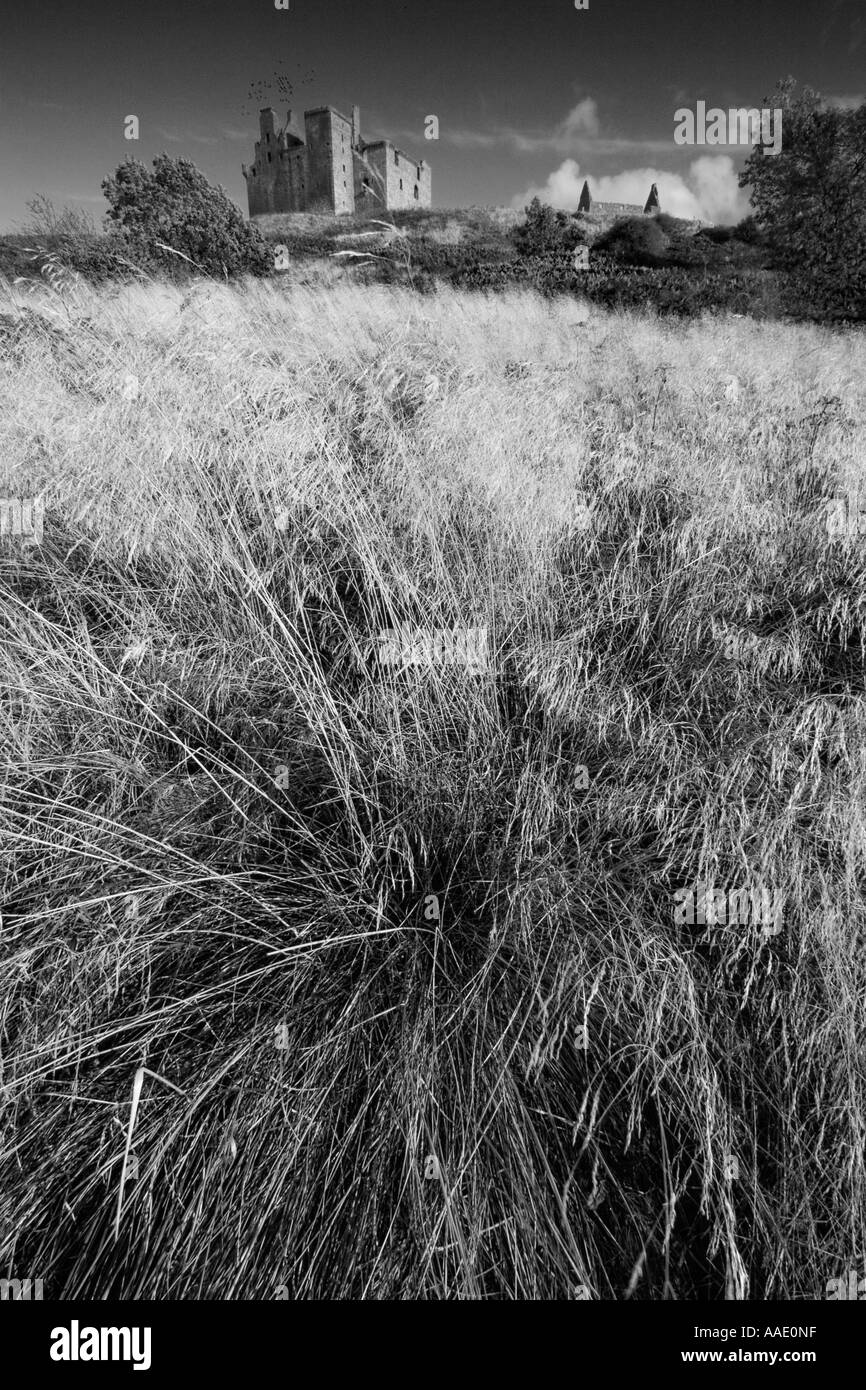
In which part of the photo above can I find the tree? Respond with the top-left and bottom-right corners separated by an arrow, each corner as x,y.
514,197 -> 584,256
739,78 -> 866,319
102,154 -> 272,278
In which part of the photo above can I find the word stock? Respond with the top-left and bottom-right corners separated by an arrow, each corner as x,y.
373,625 -> 489,673
0,496 -> 43,545
673,883 -> 783,935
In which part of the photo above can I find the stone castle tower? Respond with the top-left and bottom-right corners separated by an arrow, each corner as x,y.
243,105 -> 432,218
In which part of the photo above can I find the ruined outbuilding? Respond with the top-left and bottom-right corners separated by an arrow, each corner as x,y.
576,180 -> 661,218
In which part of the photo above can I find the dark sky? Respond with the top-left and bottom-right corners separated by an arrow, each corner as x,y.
0,0 -> 862,230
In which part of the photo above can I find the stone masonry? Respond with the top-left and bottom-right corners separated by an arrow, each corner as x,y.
576,180 -> 661,218
243,104 -> 432,218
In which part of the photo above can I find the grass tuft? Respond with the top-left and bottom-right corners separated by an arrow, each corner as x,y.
0,273 -> 864,1298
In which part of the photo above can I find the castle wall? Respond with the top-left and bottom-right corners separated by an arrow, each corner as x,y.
380,143 -> 431,210
303,109 -> 355,215
331,112 -> 355,216
301,110 -> 332,211
244,108 -> 299,216
354,143 -> 389,216
244,147 -> 276,217
284,145 -> 306,210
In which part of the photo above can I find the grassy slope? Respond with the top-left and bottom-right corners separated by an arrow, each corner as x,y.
0,273 -> 865,1299
251,204 -> 524,239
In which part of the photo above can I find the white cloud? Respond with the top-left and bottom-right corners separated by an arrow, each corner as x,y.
688,156 -> 750,223
508,98 -> 600,152
428,99 -> 669,157
512,157 -> 585,208
561,98 -> 600,139
512,154 -> 750,225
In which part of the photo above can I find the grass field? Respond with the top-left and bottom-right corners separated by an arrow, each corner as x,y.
1,271 -> 865,1298
251,204 -> 524,239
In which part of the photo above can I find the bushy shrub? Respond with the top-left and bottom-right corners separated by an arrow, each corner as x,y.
0,232 -> 135,287
409,242 -> 476,275
0,236 -> 40,282
49,234 -> 135,283
653,212 -> 682,236
701,224 -> 735,243
733,215 -> 766,246
513,197 -> 584,257
268,232 -> 337,262
445,245 -> 784,317
581,264 -> 783,318
594,216 -> 671,267
102,155 -> 272,279
452,250 -> 577,297
0,198 -> 132,285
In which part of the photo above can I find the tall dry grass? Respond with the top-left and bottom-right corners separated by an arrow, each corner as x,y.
0,271 -> 864,1298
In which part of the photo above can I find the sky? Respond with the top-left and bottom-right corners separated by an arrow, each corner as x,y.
0,0 -> 863,231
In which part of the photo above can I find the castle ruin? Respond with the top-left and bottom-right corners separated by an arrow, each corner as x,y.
243,105 -> 432,218
576,180 -> 661,218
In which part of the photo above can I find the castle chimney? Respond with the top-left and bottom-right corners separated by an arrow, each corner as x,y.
352,104 -> 360,146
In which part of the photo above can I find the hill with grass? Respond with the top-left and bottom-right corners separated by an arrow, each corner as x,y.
0,271 -> 864,1298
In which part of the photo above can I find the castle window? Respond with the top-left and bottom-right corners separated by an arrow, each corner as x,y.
399,178 -> 403,190
394,151 -> 399,165
414,185 -> 419,199
267,152 -> 272,162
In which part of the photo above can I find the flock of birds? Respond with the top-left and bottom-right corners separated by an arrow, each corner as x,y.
239,63 -> 318,121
